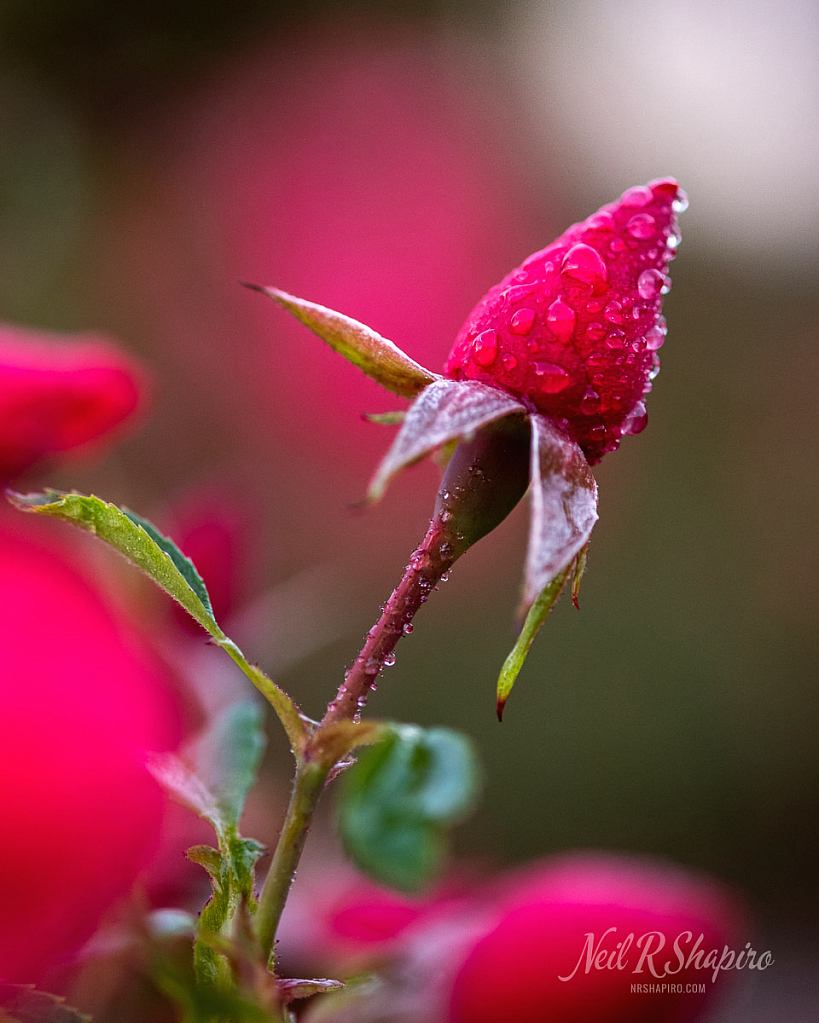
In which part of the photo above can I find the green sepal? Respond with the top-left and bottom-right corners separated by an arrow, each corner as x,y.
7,490 -> 308,754
496,562 -> 572,721
246,285 -> 438,398
339,724 -> 480,892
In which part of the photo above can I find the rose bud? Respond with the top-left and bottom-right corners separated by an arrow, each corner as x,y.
445,178 -> 685,464
250,180 -> 686,716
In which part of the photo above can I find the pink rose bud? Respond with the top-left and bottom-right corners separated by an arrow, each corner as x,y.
445,179 -> 686,464
0,323 -> 146,483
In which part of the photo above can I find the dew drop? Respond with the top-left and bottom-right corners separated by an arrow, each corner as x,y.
473,329 -> 498,366
620,185 -> 653,206
637,268 -> 664,299
503,283 -> 537,304
384,652 -> 396,667
532,362 -> 570,392
649,353 -> 661,379
403,623 -> 414,635
510,307 -> 536,335
440,572 -> 449,582
610,237 -> 626,253
672,188 -> 690,213
585,321 -> 606,341
627,213 -> 656,240
586,300 -> 602,314
581,386 -> 600,412
645,325 -> 665,350
666,230 -> 681,250
622,401 -> 648,435
503,353 -> 518,371
546,298 -> 576,341
587,210 -> 617,231
561,243 -> 608,287
604,300 -> 623,324
605,329 -> 625,348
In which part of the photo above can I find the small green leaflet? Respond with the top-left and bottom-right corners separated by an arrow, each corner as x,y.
147,701 -> 266,839
148,703 -> 268,989
7,490 -> 308,754
339,725 -> 480,892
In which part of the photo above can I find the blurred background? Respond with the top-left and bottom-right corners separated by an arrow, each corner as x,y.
1,0 -> 816,1017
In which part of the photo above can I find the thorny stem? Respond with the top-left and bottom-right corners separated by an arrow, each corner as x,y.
322,518 -> 458,726
255,519 -> 456,964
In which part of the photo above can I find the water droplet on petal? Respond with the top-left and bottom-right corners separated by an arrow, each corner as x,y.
627,213 -> 656,239
622,401 -> 648,435
649,353 -> 661,379
532,362 -> 570,392
546,298 -> 576,341
672,189 -> 690,213
666,230 -> 681,250
610,237 -> 626,253
585,321 -> 606,341
384,652 -> 396,667
581,386 -> 600,412
621,185 -> 653,206
604,300 -> 623,324
587,210 -> 617,231
503,353 -> 518,370
510,307 -> 536,335
637,268 -> 664,299
403,623 -> 413,634
473,329 -> 498,366
645,325 -> 665,350
503,283 -> 537,304
561,243 -> 608,287
604,329 -> 625,348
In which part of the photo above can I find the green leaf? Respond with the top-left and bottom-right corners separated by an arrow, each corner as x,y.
496,562 -> 572,721
246,285 -> 438,398
147,703 -> 268,987
339,725 -> 480,892
7,490 -> 308,754
0,985 -> 90,1023
148,701 -> 266,840
123,507 -> 213,616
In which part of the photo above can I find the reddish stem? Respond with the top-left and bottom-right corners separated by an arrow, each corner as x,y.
322,519 -> 456,725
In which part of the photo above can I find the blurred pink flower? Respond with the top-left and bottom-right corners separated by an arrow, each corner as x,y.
0,323 -> 146,483
93,29 -> 541,484
0,520 -> 182,981
445,853 -> 748,1023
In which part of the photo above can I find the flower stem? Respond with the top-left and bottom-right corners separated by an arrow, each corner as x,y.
254,521 -> 456,963
256,759 -> 328,963
322,519 -> 457,726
